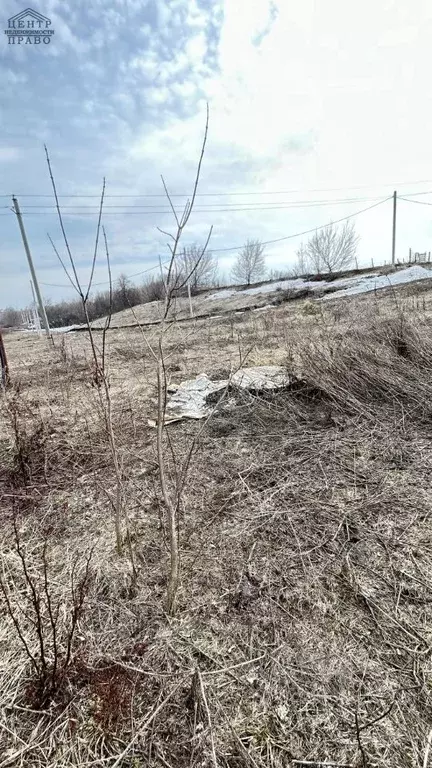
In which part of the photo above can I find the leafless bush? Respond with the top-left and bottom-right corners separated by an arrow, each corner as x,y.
268,268 -> 289,281
5,395 -> 48,487
290,242 -> 310,276
0,306 -> 21,328
177,243 -> 218,291
142,275 -> 166,302
112,273 -> 141,312
0,519 -> 93,708
45,278 -> 144,328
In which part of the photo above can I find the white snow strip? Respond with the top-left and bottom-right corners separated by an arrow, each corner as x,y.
207,288 -> 237,300
50,325 -> 82,333
321,265 -> 432,300
206,266 -> 432,304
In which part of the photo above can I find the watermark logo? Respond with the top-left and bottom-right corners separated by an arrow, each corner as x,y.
5,8 -> 54,44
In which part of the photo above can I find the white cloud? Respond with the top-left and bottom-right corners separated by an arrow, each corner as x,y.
3,70 -> 28,85
112,0 -> 432,275
143,86 -> 172,106
185,31 -> 207,62
3,0 -> 432,307
0,148 -> 21,163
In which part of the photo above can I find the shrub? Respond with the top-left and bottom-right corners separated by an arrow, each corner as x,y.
0,520 -> 94,708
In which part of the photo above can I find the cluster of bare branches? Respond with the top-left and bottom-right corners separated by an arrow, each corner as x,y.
293,221 -> 359,275
177,243 -> 218,292
44,149 -> 136,565
231,238 -> 267,285
39,106 -> 215,618
0,518 -> 93,707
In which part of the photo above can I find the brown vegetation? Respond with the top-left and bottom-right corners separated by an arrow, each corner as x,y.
1,284 -> 432,766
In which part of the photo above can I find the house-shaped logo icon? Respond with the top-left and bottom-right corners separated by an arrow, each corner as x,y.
5,8 -> 55,44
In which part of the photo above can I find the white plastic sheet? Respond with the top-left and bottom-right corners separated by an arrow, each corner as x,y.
149,366 -> 292,425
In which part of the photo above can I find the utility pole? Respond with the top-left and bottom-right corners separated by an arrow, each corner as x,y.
12,196 -> 51,338
391,190 -> 397,266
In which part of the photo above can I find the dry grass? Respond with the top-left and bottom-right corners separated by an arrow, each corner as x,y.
1,287 -> 432,767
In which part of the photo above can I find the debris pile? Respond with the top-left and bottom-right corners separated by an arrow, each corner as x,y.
148,366 -> 293,425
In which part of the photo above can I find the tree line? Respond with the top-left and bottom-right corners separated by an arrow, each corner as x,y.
1,222 -> 359,327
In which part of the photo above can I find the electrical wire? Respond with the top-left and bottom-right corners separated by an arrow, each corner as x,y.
4,202 -> 389,215
8,194 -> 394,209
0,193 -> 417,216
1,187 -> 429,216
38,195 -> 391,288
2,178 -> 432,198
399,196 -> 432,207
210,196 -> 391,253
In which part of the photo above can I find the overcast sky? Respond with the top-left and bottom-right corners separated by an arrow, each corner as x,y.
1,0 -> 432,307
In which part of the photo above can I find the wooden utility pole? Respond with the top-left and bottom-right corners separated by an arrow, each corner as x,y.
391,190 -> 397,265
12,196 -> 51,338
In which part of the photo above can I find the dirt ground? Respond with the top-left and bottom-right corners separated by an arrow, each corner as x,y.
1,285 -> 432,767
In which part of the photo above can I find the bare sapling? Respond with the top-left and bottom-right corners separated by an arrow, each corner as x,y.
44,148 -> 131,563
154,105 -> 212,615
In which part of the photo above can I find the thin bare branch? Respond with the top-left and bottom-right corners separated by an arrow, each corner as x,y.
44,145 -> 83,298
85,177 -> 106,301
47,234 -> 79,294
160,175 -> 180,228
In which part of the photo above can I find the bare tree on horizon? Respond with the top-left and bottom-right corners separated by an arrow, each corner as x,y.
177,243 -> 218,291
304,221 -> 359,274
231,239 -> 267,285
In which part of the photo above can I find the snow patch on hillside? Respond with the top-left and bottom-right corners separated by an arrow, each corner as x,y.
206,266 -> 432,303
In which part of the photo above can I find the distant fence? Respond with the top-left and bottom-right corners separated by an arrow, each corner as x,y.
408,248 -> 431,263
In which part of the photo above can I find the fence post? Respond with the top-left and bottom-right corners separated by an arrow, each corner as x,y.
391,190 -> 397,265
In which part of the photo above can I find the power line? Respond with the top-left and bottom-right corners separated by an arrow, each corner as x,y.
38,195 -> 391,289
0,186 -> 428,212
403,190 -> 432,197
210,196 -> 391,253
0,193 -> 416,216
2,178 -> 432,198
8,202 -> 389,216
15,194 -> 394,210
399,196 -> 432,207
14,194 -> 386,208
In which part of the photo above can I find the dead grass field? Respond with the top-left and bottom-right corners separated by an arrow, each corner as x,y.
1,285 -> 432,767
